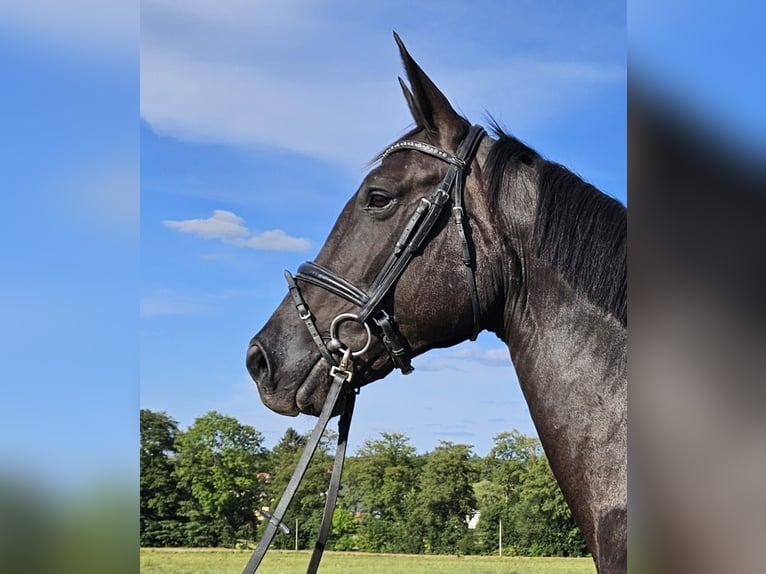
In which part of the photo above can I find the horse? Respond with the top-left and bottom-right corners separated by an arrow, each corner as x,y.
246,34 -> 626,573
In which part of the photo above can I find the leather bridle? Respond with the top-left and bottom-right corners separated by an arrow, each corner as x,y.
241,124 -> 486,574
289,123 -> 486,376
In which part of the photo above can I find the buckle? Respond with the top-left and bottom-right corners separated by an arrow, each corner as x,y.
330,347 -> 354,383
329,364 -> 353,383
433,188 -> 450,205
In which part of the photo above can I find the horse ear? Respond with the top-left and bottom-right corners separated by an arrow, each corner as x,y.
393,32 -> 463,137
398,77 -> 425,126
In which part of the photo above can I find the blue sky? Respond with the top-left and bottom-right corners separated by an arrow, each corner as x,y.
140,0 -> 626,456
630,1 -> 766,156
0,2 -> 138,489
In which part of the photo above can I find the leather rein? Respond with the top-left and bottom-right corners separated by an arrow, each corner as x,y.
241,124 -> 485,574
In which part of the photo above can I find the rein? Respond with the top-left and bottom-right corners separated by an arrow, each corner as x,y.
240,351 -> 355,574
241,125 -> 485,574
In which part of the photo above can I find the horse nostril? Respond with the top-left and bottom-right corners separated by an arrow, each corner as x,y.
246,343 -> 272,388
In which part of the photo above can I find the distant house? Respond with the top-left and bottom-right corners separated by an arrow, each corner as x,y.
467,510 -> 480,530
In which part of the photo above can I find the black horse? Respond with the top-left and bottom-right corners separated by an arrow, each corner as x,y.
247,34 -> 626,573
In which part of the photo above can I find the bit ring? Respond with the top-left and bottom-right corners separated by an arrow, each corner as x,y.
329,313 -> 372,357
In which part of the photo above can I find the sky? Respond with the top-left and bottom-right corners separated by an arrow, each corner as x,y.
139,0 -> 627,457
0,2 -> 138,490
630,0 -> 766,157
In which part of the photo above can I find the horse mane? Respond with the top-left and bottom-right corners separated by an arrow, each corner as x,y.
485,123 -> 627,326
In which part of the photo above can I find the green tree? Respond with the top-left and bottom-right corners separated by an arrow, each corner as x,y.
343,432 -> 422,553
270,427 -> 305,460
473,479 -> 504,510
414,441 -> 477,553
483,430 -> 542,504
512,454 -> 587,556
475,430 -> 586,556
175,411 -> 267,546
329,508 -> 358,550
263,427 -> 334,550
140,409 -> 187,546
474,430 -> 542,555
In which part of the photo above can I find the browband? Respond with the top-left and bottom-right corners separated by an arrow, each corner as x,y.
381,139 -> 466,167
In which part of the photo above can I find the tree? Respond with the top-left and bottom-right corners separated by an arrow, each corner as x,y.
414,441 -> 477,553
262,427 -> 334,550
345,432 -> 418,517
512,454 -> 587,556
175,411 -> 267,546
140,409 -> 187,546
483,430 -> 542,505
475,430 -> 586,556
269,427 -> 306,460
343,432 -> 422,553
140,411 -> 587,556
329,508 -> 358,551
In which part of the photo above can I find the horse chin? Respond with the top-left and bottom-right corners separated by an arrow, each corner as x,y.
293,355 -> 389,416
265,353 -> 392,417
258,392 -> 300,417
255,365 -> 320,417
294,358 -> 331,416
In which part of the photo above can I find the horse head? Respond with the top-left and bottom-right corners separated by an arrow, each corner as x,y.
246,34 -> 503,416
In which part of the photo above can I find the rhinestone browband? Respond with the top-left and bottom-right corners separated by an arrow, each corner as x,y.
380,139 -> 466,168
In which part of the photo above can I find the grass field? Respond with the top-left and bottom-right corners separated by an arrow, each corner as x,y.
140,548 -> 596,574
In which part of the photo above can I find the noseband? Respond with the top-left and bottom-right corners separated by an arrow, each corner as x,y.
286,124 -> 486,375
242,124 -> 485,574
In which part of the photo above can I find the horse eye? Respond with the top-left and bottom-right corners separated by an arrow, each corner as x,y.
367,191 -> 393,209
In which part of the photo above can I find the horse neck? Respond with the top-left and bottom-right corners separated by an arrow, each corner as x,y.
484,159 -> 627,420
500,259 -> 627,443
486,164 -> 627,557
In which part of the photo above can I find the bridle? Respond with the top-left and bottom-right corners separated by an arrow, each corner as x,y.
241,124 -> 486,574
289,123 -> 486,376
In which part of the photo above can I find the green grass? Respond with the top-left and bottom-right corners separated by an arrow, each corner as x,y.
140,548 -> 596,574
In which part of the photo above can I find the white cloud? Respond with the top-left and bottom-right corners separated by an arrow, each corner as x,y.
163,209 -> 249,239
231,230 -> 313,251
140,286 -> 261,318
139,4 -> 624,170
163,210 -> 311,251
414,344 -> 513,372
449,347 -> 510,364
140,49 -> 405,168
141,47 -> 623,170
199,253 -> 229,262
140,293 -> 211,318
